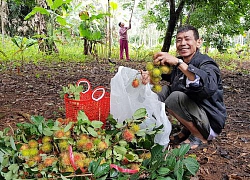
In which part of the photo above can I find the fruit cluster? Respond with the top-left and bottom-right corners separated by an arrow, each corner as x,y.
9,108 -> 160,179
146,62 -> 172,93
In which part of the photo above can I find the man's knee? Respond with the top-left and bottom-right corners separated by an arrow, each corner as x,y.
165,91 -> 187,110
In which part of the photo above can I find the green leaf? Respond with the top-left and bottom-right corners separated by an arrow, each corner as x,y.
8,164 -> 19,173
52,0 -> 64,10
24,7 -> 49,20
174,160 -> 184,180
10,136 -> 16,150
183,157 -> 199,175
93,163 -> 110,178
64,122 -> 72,132
118,140 -> 127,146
56,16 -> 66,26
91,120 -> 103,129
157,167 -> 171,175
43,128 -> 54,136
46,0 -> 53,8
114,145 -> 127,156
77,111 -> 89,121
132,108 -> 147,121
88,127 -> 98,137
178,143 -> 190,156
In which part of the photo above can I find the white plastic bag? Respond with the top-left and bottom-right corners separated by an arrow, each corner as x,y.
110,66 -> 172,146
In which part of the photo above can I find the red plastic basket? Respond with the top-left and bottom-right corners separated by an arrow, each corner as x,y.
64,79 -> 110,128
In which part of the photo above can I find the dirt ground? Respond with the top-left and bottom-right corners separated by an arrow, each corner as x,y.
0,59 -> 249,179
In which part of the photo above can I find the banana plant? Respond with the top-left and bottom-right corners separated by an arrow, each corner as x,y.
24,0 -> 72,53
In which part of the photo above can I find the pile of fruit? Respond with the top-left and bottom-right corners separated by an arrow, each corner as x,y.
0,108 -> 160,179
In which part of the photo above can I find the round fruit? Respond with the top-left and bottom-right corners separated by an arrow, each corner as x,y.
132,78 -> 139,88
160,65 -> 172,74
152,84 -> 162,93
152,68 -> 162,78
146,62 -> 154,71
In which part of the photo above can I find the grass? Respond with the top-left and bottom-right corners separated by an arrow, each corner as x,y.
0,36 -> 249,74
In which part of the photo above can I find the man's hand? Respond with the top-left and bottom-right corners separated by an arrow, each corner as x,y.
139,70 -> 150,85
153,52 -> 179,66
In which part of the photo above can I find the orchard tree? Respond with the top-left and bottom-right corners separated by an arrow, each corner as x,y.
141,0 -> 250,52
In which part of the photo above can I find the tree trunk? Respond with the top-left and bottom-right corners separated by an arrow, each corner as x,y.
108,0 -> 111,59
36,0 -> 58,54
1,0 -> 6,46
161,0 -> 185,52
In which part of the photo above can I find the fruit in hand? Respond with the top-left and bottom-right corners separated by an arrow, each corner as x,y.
145,60 -> 172,93
132,78 -> 139,88
160,65 -> 172,74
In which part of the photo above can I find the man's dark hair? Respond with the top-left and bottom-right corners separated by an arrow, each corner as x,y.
177,25 -> 199,40
118,22 -> 121,27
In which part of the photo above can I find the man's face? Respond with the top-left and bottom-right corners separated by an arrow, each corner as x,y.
176,30 -> 201,61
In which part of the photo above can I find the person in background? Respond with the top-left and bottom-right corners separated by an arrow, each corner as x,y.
119,20 -> 131,61
141,25 -> 227,150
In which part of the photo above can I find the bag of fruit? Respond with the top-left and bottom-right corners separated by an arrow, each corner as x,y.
110,66 -> 171,146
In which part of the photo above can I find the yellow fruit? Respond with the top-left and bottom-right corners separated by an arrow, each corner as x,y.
131,124 -> 140,133
146,62 -> 154,71
150,76 -> 162,84
98,142 -> 108,151
58,139 -> 69,151
21,149 -> 30,157
41,142 -> 53,153
54,130 -> 65,138
42,136 -> 52,143
160,65 -> 172,74
152,68 -> 162,78
152,84 -> 162,93
43,157 -> 57,166
29,148 -> 39,156
28,139 -> 38,148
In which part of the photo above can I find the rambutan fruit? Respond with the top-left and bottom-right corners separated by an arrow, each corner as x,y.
21,149 -> 30,157
64,166 -> 74,173
54,129 -> 65,138
122,129 -> 135,142
83,141 -> 94,151
29,148 -> 39,156
121,157 -> 129,165
59,152 -> 71,166
79,134 -> 88,141
139,152 -> 151,159
43,157 -> 58,167
64,130 -> 71,138
129,163 -> 140,171
40,142 -> 53,153
75,160 -> 84,168
32,155 -> 42,162
93,138 -> 101,145
76,139 -> 87,150
42,136 -> 52,144
58,139 -> 69,152
97,141 -> 108,151
26,160 -> 36,167
20,144 -> 29,151
28,139 -> 38,148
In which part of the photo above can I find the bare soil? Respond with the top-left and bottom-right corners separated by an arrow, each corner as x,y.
0,60 -> 249,179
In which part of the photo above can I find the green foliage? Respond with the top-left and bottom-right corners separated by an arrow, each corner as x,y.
0,108 -> 197,179
139,144 -> 199,180
60,84 -> 84,100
